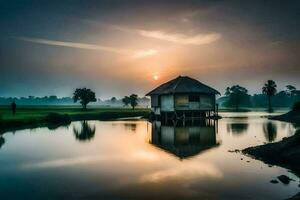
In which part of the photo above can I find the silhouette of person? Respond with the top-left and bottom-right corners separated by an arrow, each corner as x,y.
11,101 -> 16,115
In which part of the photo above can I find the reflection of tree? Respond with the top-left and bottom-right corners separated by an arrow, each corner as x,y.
227,123 -> 248,135
0,136 -> 5,149
47,124 -> 70,131
73,121 -> 96,142
263,122 -> 277,142
124,123 -> 137,132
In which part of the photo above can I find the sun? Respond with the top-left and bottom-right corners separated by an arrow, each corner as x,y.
153,75 -> 159,80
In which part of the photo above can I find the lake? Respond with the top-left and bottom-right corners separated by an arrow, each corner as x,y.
0,112 -> 299,200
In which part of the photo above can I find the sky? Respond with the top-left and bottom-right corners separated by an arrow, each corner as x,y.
0,0 -> 300,98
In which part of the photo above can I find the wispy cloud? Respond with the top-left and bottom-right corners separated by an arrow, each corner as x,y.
15,37 -> 157,58
133,49 -> 158,58
137,30 -> 221,45
109,24 -> 221,45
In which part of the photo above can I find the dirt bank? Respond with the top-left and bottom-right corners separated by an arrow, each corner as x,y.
243,129 -> 300,176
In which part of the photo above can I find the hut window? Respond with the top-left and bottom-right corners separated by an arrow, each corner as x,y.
175,95 -> 189,107
189,95 -> 200,102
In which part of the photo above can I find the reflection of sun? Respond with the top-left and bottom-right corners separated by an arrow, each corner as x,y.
153,75 -> 159,80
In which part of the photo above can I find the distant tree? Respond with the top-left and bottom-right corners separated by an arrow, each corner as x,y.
73,88 -> 96,110
225,87 -> 231,96
129,94 -> 138,110
286,85 -> 298,104
122,96 -> 130,107
49,95 -> 58,103
49,95 -> 58,100
224,85 -> 251,111
111,97 -> 117,103
262,80 -> 277,112
286,85 -> 296,96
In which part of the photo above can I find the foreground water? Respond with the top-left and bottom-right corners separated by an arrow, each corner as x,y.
0,112 -> 299,200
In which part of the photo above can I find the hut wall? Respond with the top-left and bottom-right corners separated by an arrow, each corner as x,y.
199,94 -> 215,110
151,107 -> 161,115
174,94 -> 215,111
161,95 -> 174,111
174,94 -> 189,109
151,95 -> 159,107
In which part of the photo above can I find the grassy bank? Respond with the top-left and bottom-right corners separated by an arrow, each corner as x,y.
0,106 -> 151,133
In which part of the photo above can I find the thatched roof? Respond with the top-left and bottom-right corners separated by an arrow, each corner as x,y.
146,76 -> 220,96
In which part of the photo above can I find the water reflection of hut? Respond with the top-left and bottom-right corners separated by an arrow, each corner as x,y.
146,76 -> 220,121
151,120 -> 218,159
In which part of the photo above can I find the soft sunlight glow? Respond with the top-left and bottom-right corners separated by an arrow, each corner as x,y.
133,49 -> 158,58
153,75 -> 159,80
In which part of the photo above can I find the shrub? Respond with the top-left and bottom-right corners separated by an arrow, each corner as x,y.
292,101 -> 300,112
46,113 -> 71,124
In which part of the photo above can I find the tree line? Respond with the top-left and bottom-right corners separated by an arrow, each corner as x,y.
221,80 -> 300,111
72,88 -> 142,110
0,93 -> 150,108
0,96 -> 74,105
1,80 -> 299,112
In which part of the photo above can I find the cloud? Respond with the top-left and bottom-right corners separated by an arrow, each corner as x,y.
137,30 -> 221,45
16,36 -> 132,54
15,37 -> 157,58
133,49 -> 158,58
109,24 -> 221,45
20,156 -> 108,168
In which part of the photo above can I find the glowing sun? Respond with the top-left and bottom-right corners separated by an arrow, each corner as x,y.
153,75 -> 159,80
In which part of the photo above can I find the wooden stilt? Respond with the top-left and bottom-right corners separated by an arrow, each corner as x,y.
191,111 -> 194,124
164,112 -> 167,124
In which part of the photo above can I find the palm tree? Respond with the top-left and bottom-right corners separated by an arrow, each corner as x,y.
262,80 -> 277,112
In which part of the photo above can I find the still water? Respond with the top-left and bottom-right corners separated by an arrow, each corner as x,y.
0,112 -> 299,200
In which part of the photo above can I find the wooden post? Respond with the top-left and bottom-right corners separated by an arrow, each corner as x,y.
191,111 -> 194,124
165,112 -> 168,124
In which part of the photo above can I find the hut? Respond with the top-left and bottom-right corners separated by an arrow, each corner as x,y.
146,76 -> 220,120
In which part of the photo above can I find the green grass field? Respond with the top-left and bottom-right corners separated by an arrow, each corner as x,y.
0,106 -> 151,132
0,106 -> 149,120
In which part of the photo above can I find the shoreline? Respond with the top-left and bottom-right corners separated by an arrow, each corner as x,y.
243,110 -> 300,176
243,129 -> 300,176
0,108 -> 151,134
269,110 -> 300,124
